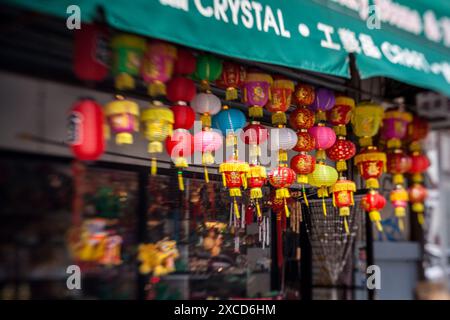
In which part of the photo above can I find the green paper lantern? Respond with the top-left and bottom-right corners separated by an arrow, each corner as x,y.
194,55 -> 223,90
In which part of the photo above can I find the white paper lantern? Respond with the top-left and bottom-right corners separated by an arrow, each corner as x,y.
269,127 -> 298,162
191,92 -> 222,128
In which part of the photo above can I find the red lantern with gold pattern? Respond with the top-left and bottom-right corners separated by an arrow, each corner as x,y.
219,159 -> 250,218
174,49 -> 196,75
361,191 -> 386,232
247,165 -> 267,217
409,153 -> 430,182
409,183 -> 428,225
289,106 -> 315,130
387,150 -> 412,185
354,146 -> 387,189
326,137 -> 356,173
293,131 -> 315,153
216,62 -> 246,101
332,179 -> 356,234
290,153 -> 315,184
293,83 -> 315,106
266,78 -> 295,125
326,96 -> 355,137
268,166 -> 296,217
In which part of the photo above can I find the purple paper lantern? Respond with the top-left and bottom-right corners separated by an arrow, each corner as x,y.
311,88 -> 335,121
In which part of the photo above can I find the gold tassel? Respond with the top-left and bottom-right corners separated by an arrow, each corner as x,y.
316,111 -> 326,122
256,202 -> 262,217
116,132 -> 133,145
249,106 -> 263,118
271,112 -> 287,125
250,188 -> 263,199
115,73 -> 135,90
369,210 -> 383,232
233,198 -> 240,218
322,196 -> 327,216
200,80 -> 210,91
302,186 -> 309,207
226,134 -> 237,146
316,150 -> 326,161
284,198 -> 290,218
333,125 -> 347,137
200,114 -> 211,128
336,160 -> 347,172
344,217 -> 349,234
178,171 -> 185,191
226,87 -> 238,101
204,166 -> 209,183
151,158 -> 157,176
366,178 -> 379,189
393,174 -> 404,185
222,173 -> 227,187
359,136 -> 373,147
148,81 -> 166,97
398,218 -> 404,232
278,150 -> 288,162
418,213 -> 424,225
241,173 -> 247,189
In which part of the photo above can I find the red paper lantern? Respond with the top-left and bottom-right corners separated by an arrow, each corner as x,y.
68,99 -> 105,161
326,96 -> 355,136
326,138 -> 356,173
216,62 -> 246,100
409,153 -> 430,174
361,191 -> 386,232
247,165 -> 267,217
354,147 -> 387,189
407,115 -> 429,142
387,150 -> 412,185
73,23 -> 109,82
170,105 -> 196,130
331,179 -> 356,234
268,166 -> 296,217
241,121 -> 268,161
289,106 -> 315,130
390,187 -> 409,231
290,153 -> 315,184
293,131 -> 315,152
166,77 -> 196,104
409,183 -> 428,225
219,159 -> 250,218
174,49 -> 196,75
165,129 -> 194,190
266,78 -> 295,125
293,83 -> 315,106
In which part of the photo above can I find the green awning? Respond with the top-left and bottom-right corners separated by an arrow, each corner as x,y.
6,0 -> 450,97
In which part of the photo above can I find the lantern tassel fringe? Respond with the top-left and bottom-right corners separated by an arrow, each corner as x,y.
272,112 -> 287,125
204,166 -> 210,183
249,106 -> 263,118
178,171 -> 185,191
369,210 -> 383,232
115,73 -> 135,91
148,82 -> 166,97
233,198 -> 240,218
151,158 -> 157,176
226,87 -> 238,101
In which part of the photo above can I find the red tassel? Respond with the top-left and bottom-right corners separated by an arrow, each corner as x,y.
245,205 -> 254,225
276,211 -> 283,269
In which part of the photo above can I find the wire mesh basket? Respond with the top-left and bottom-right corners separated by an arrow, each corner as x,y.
301,194 -> 365,286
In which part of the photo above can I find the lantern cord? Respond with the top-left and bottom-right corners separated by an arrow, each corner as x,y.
177,171 -> 184,191
284,198 -> 290,218
151,158 -> 157,176
344,217 -> 349,235
322,197 -> 327,216
302,185 -> 309,207
204,166 -> 210,183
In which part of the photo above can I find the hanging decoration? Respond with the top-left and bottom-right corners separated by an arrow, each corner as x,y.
406,115 -> 430,225
104,95 -> 140,145
193,54 -> 223,91
293,83 -> 315,107
170,101 -> 196,130
381,108 -> 412,230
166,129 -> 194,191
307,163 -> 338,216
331,179 -> 356,234
326,137 -> 356,174
327,96 -> 355,137
266,77 -> 295,125
68,98 -> 105,161
194,129 -> 223,182
141,101 -> 174,175
290,153 -> 315,184
216,61 -> 246,101
242,72 -> 273,118
110,34 -> 146,90
212,106 -> 246,147
167,76 -> 196,130
309,123 -> 336,161
354,146 -> 387,231
73,23 -> 109,82
351,101 -> 384,148
191,92 -> 222,128
361,191 -> 387,232
174,49 -> 197,75
268,165 -> 296,218
269,127 -> 298,164
241,121 -> 269,163
219,158 -> 249,218
141,40 -> 177,97
247,164 -> 267,217
310,87 -> 335,122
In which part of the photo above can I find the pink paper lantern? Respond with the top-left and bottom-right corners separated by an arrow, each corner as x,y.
309,124 -> 336,161
194,129 -> 223,182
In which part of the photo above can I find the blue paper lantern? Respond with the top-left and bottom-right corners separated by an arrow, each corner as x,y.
212,107 -> 247,135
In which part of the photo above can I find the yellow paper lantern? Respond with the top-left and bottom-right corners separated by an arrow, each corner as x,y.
104,95 -> 140,145
308,163 -> 338,216
141,101 -> 174,175
351,101 -> 384,147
